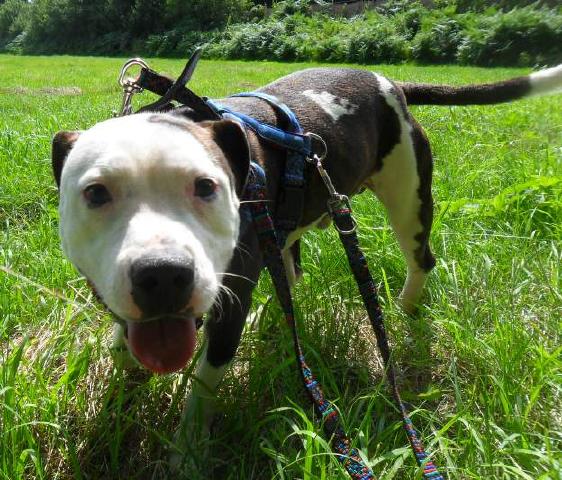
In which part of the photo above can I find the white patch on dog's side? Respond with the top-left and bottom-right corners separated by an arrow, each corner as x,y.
302,90 -> 358,122
366,74 -> 427,310
58,113 -> 240,322
529,64 -> 562,97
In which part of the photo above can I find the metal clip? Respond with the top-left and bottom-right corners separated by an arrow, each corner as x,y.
312,153 -> 338,196
327,195 -> 357,235
306,138 -> 357,235
113,58 -> 149,117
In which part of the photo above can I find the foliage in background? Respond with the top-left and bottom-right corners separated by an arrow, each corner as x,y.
207,1 -> 562,66
0,0 -> 561,65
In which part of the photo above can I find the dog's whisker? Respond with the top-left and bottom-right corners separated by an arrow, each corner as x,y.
218,284 -> 242,310
216,272 -> 254,283
233,242 -> 254,258
238,199 -> 272,205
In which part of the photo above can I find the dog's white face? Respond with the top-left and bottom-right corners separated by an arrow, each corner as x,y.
53,114 -> 249,374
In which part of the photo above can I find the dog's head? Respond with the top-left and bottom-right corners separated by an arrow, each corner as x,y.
52,113 -> 250,374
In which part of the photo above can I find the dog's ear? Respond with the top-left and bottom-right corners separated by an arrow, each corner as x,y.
203,120 -> 250,197
52,131 -> 80,189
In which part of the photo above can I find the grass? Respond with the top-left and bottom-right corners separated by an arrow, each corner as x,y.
0,54 -> 561,479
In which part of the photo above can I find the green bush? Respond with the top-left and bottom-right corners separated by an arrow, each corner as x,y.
2,0 -> 560,66
208,10 -> 411,64
0,0 -> 30,50
346,17 -> 410,63
458,6 -> 562,66
412,18 -> 467,63
143,29 -> 215,57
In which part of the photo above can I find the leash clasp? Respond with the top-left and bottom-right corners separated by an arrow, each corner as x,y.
305,132 -> 357,235
327,194 -> 357,235
114,58 -> 149,117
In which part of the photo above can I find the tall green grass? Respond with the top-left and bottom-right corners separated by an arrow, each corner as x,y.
1,55 -> 561,479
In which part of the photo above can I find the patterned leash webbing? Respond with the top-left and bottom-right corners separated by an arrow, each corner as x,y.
327,198 -> 444,480
246,165 -> 375,480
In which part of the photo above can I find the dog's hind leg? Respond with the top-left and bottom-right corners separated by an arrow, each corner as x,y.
365,120 -> 435,314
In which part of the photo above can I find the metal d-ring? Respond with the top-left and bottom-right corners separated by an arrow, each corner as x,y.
118,58 -> 149,89
305,132 -> 327,162
115,58 -> 149,117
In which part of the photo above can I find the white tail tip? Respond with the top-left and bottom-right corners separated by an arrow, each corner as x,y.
529,64 -> 562,97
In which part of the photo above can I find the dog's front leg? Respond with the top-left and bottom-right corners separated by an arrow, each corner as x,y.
171,229 -> 263,470
178,341 -> 229,438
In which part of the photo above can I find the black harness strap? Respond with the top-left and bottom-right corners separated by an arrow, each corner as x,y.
135,49 -> 219,120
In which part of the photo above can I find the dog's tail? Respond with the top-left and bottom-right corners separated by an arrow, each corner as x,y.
398,64 -> 562,106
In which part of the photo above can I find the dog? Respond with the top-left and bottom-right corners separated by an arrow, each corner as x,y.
51,64 -> 562,459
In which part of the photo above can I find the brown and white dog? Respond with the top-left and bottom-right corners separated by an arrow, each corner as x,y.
51,64 -> 562,454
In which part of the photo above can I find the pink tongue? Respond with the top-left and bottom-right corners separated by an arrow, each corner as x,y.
127,317 -> 196,374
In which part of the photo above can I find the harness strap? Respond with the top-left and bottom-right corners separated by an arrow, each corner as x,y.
244,164 -> 375,480
207,94 -> 310,247
206,99 -> 310,153
135,59 -> 220,119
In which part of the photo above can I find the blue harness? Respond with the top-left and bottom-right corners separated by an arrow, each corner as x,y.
206,92 -> 312,246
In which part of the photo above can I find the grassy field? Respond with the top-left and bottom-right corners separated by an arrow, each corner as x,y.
0,54 -> 561,479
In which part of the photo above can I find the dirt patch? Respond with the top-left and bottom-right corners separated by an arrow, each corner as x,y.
0,86 -> 83,96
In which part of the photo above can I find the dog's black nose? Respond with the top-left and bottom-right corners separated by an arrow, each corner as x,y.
130,256 -> 194,316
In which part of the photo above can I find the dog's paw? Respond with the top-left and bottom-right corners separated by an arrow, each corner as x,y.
109,344 -> 139,371
168,436 -> 210,476
169,392 -> 214,473
398,295 -> 419,316
168,418 -> 212,476
399,270 -> 428,315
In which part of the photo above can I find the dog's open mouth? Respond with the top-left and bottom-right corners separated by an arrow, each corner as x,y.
125,316 -> 196,374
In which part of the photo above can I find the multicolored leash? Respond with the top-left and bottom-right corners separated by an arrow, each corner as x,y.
246,156 -> 444,479
328,196 -> 442,477
315,152 -> 444,479
245,163 -> 375,479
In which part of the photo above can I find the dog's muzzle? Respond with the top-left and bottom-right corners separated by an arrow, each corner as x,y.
125,255 -> 197,375
130,255 -> 195,315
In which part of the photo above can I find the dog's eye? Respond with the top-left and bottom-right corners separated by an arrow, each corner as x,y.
194,177 -> 217,200
83,184 -> 112,208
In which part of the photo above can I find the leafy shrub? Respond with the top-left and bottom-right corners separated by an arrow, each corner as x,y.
346,18 -> 410,63
144,29 -> 215,57
3,0 -> 560,67
270,0 -> 312,19
5,32 -> 26,54
393,6 -> 425,40
458,6 -> 562,66
412,18 -> 467,63
0,0 -> 30,49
